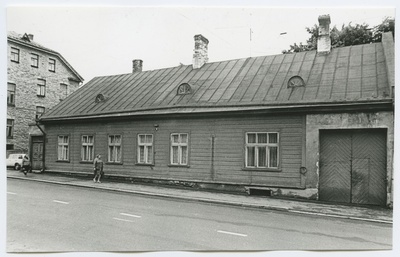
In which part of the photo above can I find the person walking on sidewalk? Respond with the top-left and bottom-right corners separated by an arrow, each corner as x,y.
21,155 -> 31,176
93,154 -> 104,183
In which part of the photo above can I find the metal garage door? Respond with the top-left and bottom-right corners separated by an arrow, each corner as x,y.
319,129 -> 387,206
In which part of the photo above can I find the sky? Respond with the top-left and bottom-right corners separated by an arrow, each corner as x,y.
1,1 -> 399,257
3,2 -> 396,84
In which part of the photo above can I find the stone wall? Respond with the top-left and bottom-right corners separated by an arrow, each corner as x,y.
7,39 -> 81,154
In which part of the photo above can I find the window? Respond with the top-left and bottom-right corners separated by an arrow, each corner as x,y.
7,83 -> 16,105
36,106 -> 45,119
108,135 -> 122,163
60,84 -> 68,100
57,135 -> 69,161
170,133 -> 188,165
37,79 -> 46,96
7,119 -> 14,139
11,47 -> 19,63
287,76 -> 305,88
31,53 -> 39,67
49,58 -> 56,72
138,134 -> 153,164
245,132 -> 279,169
177,83 -> 192,95
82,135 -> 94,162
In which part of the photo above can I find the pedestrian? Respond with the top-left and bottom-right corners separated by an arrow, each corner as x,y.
93,154 -> 104,183
21,155 -> 31,176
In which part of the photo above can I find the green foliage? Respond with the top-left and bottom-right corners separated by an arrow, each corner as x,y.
282,17 -> 395,54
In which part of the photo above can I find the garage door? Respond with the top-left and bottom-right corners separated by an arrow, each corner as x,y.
319,129 -> 387,206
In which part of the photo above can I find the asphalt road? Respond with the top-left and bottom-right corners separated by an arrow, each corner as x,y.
7,179 -> 392,252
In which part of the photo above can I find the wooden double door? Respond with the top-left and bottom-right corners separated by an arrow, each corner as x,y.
319,129 -> 387,206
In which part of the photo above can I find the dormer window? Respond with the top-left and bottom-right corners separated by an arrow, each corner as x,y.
177,83 -> 192,95
95,94 -> 106,103
287,76 -> 305,88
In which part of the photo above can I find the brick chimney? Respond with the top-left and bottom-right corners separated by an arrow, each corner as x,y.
132,59 -> 143,73
193,34 -> 209,69
317,15 -> 331,54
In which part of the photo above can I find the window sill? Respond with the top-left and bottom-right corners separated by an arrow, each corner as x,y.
49,70 -> 55,73
106,162 -> 123,165
56,160 -> 70,163
242,167 -> 282,172
7,104 -> 15,107
168,164 -> 190,168
11,60 -> 19,63
37,95 -> 46,98
135,163 -> 155,167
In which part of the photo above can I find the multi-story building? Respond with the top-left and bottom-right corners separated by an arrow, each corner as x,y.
7,32 -> 83,169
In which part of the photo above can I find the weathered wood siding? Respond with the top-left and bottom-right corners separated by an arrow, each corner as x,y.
45,114 -> 305,188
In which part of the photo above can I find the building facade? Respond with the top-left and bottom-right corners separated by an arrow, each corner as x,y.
39,16 -> 394,207
7,32 -> 83,169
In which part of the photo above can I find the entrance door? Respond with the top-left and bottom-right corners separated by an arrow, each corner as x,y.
319,129 -> 387,206
31,136 -> 44,170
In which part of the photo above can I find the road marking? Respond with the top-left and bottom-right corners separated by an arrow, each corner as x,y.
217,230 -> 248,237
120,213 -> 141,218
113,217 -> 135,223
53,200 -> 69,204
7,192 -> 17,195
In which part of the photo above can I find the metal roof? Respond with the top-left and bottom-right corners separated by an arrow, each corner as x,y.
41,33 -> 394,121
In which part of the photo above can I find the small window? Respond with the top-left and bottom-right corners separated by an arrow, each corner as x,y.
49,58 -> 56,72
82,135 -> 94,162
170,133 -> 189,165
58,135 -> 69,161
7,119 -> 14,139
245,132 -> 279,169
37,79 -> 46,97
177,83 -> 192,95
95,94 -> 105,103
31,53 -> 39,68
287,76 -> 305,88
36,106 -> 45,119
7,83 -> 16,106
108,135 -> 122,163
138,134 -> 153,164
11,47 -> 19,63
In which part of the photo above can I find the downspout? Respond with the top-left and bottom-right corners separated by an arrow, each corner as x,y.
35,120 -> 46,172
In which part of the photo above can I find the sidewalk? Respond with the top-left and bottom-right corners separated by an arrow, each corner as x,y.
7,169 -> 393,224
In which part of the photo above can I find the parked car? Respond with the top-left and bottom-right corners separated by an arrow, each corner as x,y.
6,154 -> 30,170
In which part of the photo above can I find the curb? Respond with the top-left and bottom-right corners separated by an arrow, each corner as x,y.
7,175 -> 393,224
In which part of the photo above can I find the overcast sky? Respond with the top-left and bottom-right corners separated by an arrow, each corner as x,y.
3,2 -> 396,84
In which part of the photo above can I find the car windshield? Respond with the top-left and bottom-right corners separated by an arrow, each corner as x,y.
8,154 -> 23,159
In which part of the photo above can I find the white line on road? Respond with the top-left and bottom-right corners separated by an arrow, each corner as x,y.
7,192 -> 17,195
53,200 -> 69,205
217,230 -> 248,237
120,213 -> 142,218
113,217 -> 135,223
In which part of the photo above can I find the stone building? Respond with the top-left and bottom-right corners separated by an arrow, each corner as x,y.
7,32 -> 84,168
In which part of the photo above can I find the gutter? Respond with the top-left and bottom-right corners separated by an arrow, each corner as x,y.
35,120 -> 46,171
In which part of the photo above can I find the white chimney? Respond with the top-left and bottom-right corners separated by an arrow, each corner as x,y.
192,34 -> 209,69
317,15 -> 331,54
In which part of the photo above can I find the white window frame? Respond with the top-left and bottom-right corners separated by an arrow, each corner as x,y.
108,135 -> 122,163
36,106 -> 45,119
170,133 -> 189,165
49,58 -> 56,72
7,83 -> 16,105
7,119 -> 14,139
245,132 -> 279,169
137,134 -> 154,164
37,79 -> 46,97
81,135 -> 94,162
57,135 -> 69,161
31,53 -> 39,67
60,83 -> 68,100
11,47 -> 19,62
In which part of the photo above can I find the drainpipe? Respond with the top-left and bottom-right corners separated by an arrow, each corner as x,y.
35,120 -> 46,172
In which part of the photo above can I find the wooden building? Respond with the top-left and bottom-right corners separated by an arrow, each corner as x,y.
39,16 -> 394,207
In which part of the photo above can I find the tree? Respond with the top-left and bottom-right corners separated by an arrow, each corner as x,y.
282,17 -> 395,54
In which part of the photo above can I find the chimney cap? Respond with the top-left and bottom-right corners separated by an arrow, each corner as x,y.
318,14 -> 331,24
194,34 -> 209,44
